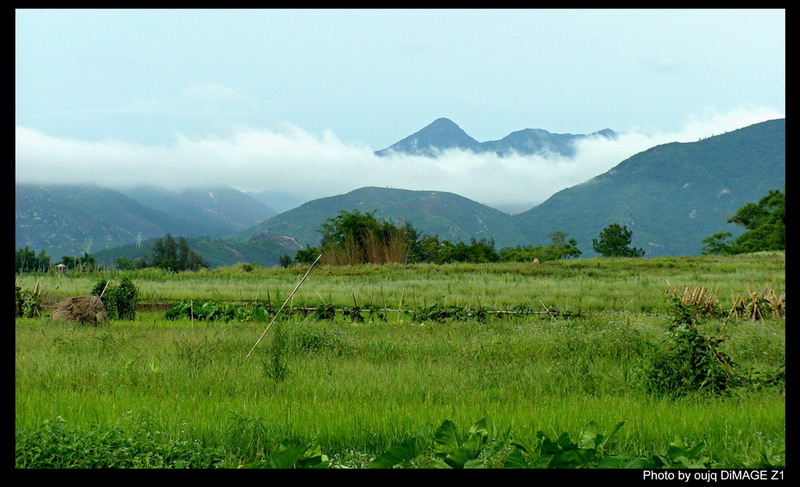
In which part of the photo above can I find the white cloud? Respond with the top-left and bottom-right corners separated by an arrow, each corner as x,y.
640,54 -> 683,72
15,105 -> 784,212
181,82 -> 246,104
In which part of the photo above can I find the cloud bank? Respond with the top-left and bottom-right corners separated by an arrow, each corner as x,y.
15,105 -> 784,213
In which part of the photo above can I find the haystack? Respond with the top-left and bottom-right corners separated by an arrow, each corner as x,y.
51,295 -> 109,326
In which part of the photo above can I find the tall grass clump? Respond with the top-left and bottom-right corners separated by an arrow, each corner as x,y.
264,322 -> 288,382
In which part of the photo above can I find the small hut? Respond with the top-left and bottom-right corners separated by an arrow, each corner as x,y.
51,295 -> 109,326
55,263 -> 67,276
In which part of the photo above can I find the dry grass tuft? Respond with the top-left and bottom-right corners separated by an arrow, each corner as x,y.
51,295 -> 109,326
666,281 -> 720,316
730,284 -> 785,320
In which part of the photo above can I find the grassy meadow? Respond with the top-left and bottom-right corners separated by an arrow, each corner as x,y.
15,252 -> 785,469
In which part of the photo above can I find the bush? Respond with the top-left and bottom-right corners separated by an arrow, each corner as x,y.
91,277 -> 139,320
15,282 -> 43,318
643,295 -> 739,397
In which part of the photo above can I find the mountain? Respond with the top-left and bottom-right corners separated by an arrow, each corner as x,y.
513,118 -> 786,257
276,118 -> 783,258
15,184 -> 209,257
118,185 -> 278,234
245,189 -> 308,214
375,118 -> 482,157
16,184 -> 278,258
480,127 -> 617,157
375,117 -> 617,158
230,186 -> 527,249
17,119 -> 784,264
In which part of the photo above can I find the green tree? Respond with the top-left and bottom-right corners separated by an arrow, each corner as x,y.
465,238 -> 499,263
115,256 -> 142,270
701,188 -> 785,255
701,233 -> 735,256
418,235 -> 444,263
318,210 -> 416,264
498,245 -> 546,262
294,247 -> 321,265
547,231 -> 582,260
59,252 -> 95,271
36,249 -> 51,271
149,233 -> 207,271
152,233 -> 179,271
16,247 -> 34,273
592,223 -> 645,258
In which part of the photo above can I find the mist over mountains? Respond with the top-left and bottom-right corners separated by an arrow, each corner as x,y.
15,117 -> 785,265
375,117 -> 617,158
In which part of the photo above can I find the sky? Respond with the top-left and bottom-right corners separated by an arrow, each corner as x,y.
15,8 -> 785,212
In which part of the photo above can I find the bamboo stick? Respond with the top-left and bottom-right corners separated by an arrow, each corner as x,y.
245,253 -> 322,360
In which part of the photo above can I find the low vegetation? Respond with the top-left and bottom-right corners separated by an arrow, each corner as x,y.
15,251 -> 784,469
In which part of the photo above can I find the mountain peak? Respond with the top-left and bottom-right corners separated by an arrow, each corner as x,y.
377,119 -> 619,158
428,117 -> 458,127
375,118 -> 481,157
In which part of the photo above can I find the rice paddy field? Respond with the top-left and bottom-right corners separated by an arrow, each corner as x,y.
15,252 -> 785,469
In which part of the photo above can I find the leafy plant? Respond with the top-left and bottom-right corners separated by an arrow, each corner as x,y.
597,437 -> 713,469
16,417 -> 225,468
367,432 -> 431,469
15,282 -> 43,318
313,303 -> 336,320
239,443 -> 333,469
506,421 -> 625,468
165,300 -> 273,322
644,292 -> 740,397
431,417 -> 505,468
91,277 -> 139,320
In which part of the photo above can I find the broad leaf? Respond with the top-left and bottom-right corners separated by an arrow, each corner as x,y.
578,421 -> 599,450
268,444 -> 307,469
433,420 -> 460,456
468,417 -> 488,438
367,436 -> 425,469
503,448 -> 530,469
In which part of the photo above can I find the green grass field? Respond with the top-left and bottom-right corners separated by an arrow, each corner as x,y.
15,253 -> 785,469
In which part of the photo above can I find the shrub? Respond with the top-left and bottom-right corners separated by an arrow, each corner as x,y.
15,282 -> 43,318
643,293 -> 739,397
91,277 -> 139,320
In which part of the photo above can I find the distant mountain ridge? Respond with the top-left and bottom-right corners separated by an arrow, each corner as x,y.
243,118 -> 784,258
514,118 -> 785,256
229,186 -> 527,249
15,118 -> 784,266
118,185 -> 278,233
15,184 -> 278,258
375,117 -> 617,158
16,184 -> 202,257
